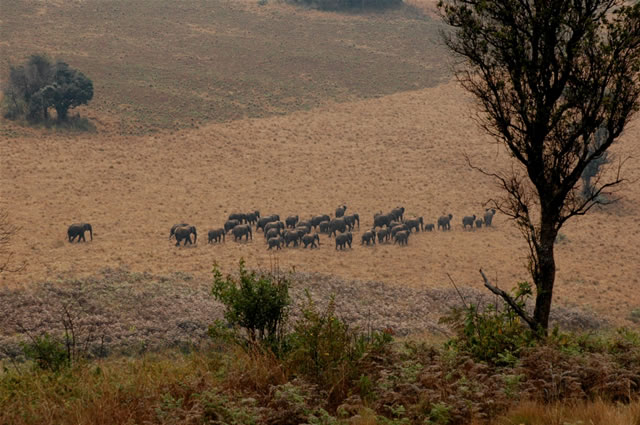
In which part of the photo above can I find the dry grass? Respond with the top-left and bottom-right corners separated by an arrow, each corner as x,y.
498,400 -> 640,425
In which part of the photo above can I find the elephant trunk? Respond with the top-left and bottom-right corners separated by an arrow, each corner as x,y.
88,224 -> 93,241
193,229 -> 197,244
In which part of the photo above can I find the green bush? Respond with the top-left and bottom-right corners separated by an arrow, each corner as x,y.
20,333 -> 69,372
211,260 -> 290,352
440,282 -> 536,365
287,291 -> 392,402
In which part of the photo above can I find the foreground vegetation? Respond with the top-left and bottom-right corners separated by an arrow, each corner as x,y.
2,264 -> 639,424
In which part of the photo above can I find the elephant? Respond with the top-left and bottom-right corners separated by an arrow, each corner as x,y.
208,228 -> 225,243
373,213 -> 393,229
335,205 -> 347,218
169,223 -> 189,240
267,236 -> 283,250
424,223 -> 435,232
302,233 -> 320,248
265,227 -> 281,241
462,215 -> 476,230
68,223 -> 93,242
318,221 -> 330,234
328,218 -> 347,237
224,219 -> 240,233
297,220 -> 312,229
484,208 -> 497,227
246,211 -> 261,225
394,230 -> 409,245
475,219 -> 483,228
311,215 -> 331,229
232,224 -> 252,241
256,215 -> 278,231
286,215 -> 299,228
175,225 -> 197,246
405,217 -> 423,232
361,230 -> 376,245
390,207 -> 405,222
264,221 -> 285,234
391,224 -> 408,238
283,230 -> 301,247
344,214 -> 360,230
437,214 -> 453,231
335,232 -> 353,250
377,228 -> 390,243
228,213 -> 247,223
295,225 -> 311,235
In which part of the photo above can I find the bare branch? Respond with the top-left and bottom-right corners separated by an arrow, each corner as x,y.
480,269 -> 537,330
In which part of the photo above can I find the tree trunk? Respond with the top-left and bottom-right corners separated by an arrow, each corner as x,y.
532,217 -> 558,333
56,106 -> 67,122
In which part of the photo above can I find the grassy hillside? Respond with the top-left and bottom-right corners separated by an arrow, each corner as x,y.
1,0 -> 448,134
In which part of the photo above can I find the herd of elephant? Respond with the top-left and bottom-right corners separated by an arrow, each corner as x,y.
66,206 -> 497,250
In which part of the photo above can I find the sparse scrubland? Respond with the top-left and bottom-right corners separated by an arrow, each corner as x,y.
1,0 -> 640,422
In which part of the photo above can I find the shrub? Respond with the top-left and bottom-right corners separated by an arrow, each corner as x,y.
439,282 -> 536,365
211,260 -> 291,352
629,308 -> 640,324
286,291 -> 392,403
20,333 -> 69,372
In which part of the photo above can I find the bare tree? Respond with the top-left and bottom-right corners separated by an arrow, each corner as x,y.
440,0 -> 640,333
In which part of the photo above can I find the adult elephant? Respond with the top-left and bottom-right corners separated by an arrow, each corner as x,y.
328,218 -> 347,237
437,214 -> 453,231
175,225 -> 197,246
169,223 -> 189,239
68,223 -> 92,242
311,214 -> 330,229
335,205 -> 347,218
232,224 -> 252,241
344,213 -> 360,230
373,213 -> 392,229
405,217 -> 423,232
228,213 -> 247,223
390,207 -> 405,222
246,210 -> 261,226
224,219 -> 240,233
256,215 -> 278,232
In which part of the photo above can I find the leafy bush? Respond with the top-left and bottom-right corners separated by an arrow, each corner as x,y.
20,333 -> 69,372
287,291 -> 392,403
211,260 -> 291,352
440,282 -> 536,365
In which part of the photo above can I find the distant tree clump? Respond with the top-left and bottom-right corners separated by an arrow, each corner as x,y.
290,0 -> 402,11
2,54 -> 93,124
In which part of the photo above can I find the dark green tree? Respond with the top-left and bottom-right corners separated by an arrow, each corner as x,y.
440,0 -> 640,333
42,62 -> 94,122
2,55 -> 93,123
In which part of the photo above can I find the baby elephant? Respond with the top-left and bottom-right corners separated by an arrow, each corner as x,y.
208,228 -> 225,243
361,230 -> 376,245
424,223 -> 435,232
267,236 -> 283,250
302,233 -> 320,248
377,228 -> 390,243
394,230 -> 409,246
68,223 -> 93,242
462,215 -> 476,230
475,219 -> 483,229
335,232 -> 353,250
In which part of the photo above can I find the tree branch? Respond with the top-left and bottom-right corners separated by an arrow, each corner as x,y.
480,269 -> 537,330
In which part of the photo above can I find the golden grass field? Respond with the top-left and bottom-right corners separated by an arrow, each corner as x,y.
1,0 -> 639,325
